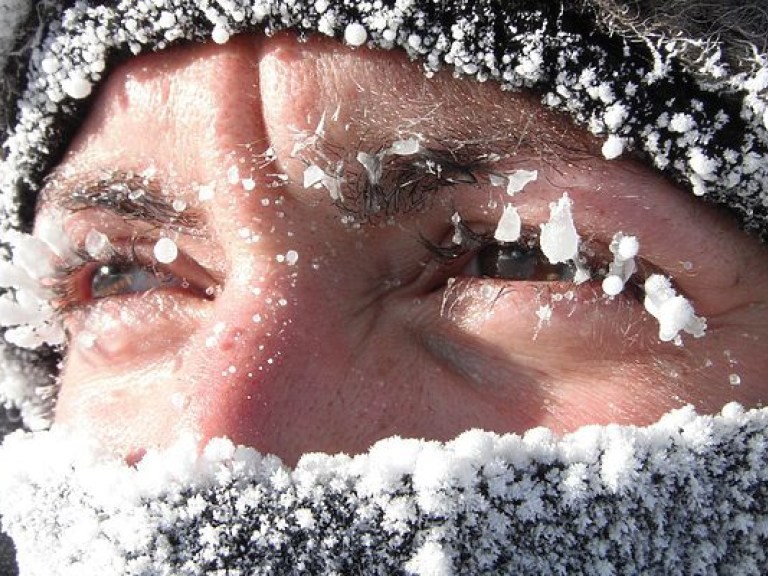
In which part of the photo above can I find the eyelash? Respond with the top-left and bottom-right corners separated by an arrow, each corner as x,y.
420,222 -> 648,302
46,238 -> 216,315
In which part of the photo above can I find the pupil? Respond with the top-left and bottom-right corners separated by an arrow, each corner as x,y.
477,242 -> 576,281
90,263 -> 165,299
91,264 -> 134,299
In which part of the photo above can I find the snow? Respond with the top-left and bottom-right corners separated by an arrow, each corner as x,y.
493,204 -> 521,242
601,232 -> 639,296
61,74 -> 92,99
505,169 -> 538,195
601,135 -> 624,160
153,238 -> 178,264
601,275 -> 624,296
539,194 -> 579,265
85,230 -> 113,260
344,23 -> 368,47
1,404 -> 767,574
211,25 -> 230,45
643,274 -> 707,342
450,212 -> 462,245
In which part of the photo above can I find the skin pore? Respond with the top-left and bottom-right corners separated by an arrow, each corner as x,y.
35,33 -> 768,466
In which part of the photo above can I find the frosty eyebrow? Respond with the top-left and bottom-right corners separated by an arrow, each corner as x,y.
336,135 -> 599,221
40,171 -> 204,232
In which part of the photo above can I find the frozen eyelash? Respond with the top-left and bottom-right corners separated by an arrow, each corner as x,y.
45,246 -> 146,314
419,220 -> 494,263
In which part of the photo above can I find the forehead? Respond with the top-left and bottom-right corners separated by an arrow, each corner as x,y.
46,34 -> 600,187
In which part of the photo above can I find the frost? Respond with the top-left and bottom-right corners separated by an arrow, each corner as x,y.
198,183 -> 215,202
389,138 -> 422,156
85,230 -> 113,260
61,74 -> 92,99
643,274 -> 707,342
669,113 -> 695,133
405,541 -> 453,576
450,212 -> 463,245
601,135 -> 624,160
505,169 -> 538,195
493,204 -> 521,242
344,23 -> 368,47
303,164 -> 325,188
689,148 -> 718,179
356,151 -> 382,184
211,24 -> 230,45
601,232 -> 638,296
3,405 -> 766,574
153,238 -> 178,264
539,194 -> 579,265
601,275 -> 625,297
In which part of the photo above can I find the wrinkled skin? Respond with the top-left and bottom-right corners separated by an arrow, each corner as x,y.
38,34 -> 768,465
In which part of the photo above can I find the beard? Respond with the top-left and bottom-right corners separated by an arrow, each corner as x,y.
0,403 -> 766,575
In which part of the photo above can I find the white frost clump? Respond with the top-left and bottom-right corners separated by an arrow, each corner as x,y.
601,135 -> 625,160
61,74 -> 92,99
0,231 -> 66,349
153,238 -> 178,264
211,24 -> 230,45
505,169 -> 538,195
539,193 -> 579,265
303,164 -> 326,188
344,23 -> 368,47
356,151 -> 382,184
643,274 -> 707,343
389,138 -> 422,156
494,204 -> 521,242
450,212 -> 463,245
84,230 -> 113,260
601,232 -> 639,297
405,541 -> 453,576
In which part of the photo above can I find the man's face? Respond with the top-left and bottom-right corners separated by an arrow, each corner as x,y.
33,33 -> 768,465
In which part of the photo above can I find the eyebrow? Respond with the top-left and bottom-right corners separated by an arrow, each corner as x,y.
336,132 -> 600,222
39,170 -> 205,232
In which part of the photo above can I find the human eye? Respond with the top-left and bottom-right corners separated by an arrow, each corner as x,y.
49,236 -> 218,312
34,175 -> 221,365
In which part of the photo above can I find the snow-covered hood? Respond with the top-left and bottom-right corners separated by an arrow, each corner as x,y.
1,404 -> 767,575
0,0 -> 767,574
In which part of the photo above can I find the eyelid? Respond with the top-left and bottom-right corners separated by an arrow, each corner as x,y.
47,236 -> 219,314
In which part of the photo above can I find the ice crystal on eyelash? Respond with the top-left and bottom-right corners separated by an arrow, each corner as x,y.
493,203 -> 521,243
601,232 -> 639,297
505,169 -> 538,196
539,193 -> 579,266
643,274 -> 707,344
84,230 -> 113,260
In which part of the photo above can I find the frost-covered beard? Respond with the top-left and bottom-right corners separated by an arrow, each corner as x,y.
1,404 -> 767,575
